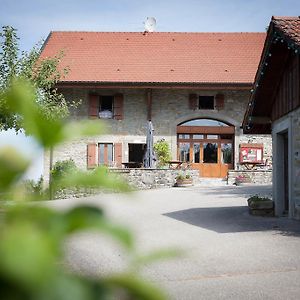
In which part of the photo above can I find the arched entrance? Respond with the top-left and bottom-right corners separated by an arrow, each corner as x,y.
177,119 -> 235,178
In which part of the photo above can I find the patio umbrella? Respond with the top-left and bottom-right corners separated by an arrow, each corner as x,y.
144,120 -> 156,168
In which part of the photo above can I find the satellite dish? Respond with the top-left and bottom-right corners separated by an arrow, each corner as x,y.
144,17 -> 156,32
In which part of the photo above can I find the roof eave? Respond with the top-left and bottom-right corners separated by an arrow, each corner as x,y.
56,81 -> 253,90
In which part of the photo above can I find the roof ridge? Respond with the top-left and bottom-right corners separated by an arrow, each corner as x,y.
50,31 -> 265,34
272,16 -> 300,20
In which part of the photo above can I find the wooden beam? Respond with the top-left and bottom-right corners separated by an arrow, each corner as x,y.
177,125 -> 235,134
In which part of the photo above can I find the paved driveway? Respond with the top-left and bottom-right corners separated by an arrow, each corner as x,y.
49,185 -> 300,300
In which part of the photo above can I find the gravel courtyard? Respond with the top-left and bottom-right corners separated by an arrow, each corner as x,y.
48,185 -> 300,300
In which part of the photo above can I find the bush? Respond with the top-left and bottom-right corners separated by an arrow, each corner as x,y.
175,173 -> 192,180
50,159 -> 79,196
23,176 -> 44,197
153,139 -> 171,167
51,159 -> 78,181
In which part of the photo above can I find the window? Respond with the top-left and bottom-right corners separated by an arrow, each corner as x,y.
192,134 -> 204,139
203,142 -> 218,163
193,143 -> 200,163
199,96 -> 214,110
178,134 -> 190,139
128,143 -> 145,163
98,143 -> 113,166
89,94 -> 123,120
207,134 -> 218,139
179,119 -> 229,127
221,143 -> 232,164
99,96 -> 113,118
179,143 -> 190,162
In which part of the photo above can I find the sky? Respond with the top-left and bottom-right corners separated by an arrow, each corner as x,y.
1,0 -> 300,52
0,0 -> 299,180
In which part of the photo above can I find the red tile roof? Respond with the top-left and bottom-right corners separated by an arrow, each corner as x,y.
40,32 -> 266,85
272,16 -> 300,47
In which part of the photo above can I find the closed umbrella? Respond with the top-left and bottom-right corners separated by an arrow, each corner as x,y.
144,121 -> 156,168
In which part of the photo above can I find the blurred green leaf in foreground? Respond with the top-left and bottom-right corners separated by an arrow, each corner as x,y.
0,80 -> 171,299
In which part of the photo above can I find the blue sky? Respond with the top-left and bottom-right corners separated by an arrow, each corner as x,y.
1,0 -> 300,51
0,0 -> 299,180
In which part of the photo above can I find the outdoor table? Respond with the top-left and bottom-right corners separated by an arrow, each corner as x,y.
167,161 -> 183,169
122,162 -> 143,168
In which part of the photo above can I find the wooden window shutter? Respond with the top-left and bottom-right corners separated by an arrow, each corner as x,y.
114,143 -> 122,167
87,143 -> 97,168
189,94 -> 198,110
114,93 -> 124,120
215,93 -> 225,110
88,94 -> 99,117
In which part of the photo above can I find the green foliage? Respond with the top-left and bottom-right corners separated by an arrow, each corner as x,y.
0,26 -> 78,132
22,176 -> 44,197
51,159 -> 78,182
0,146 -> 29,193
247,194 -> 272,203
153,139 -> 171,167
175,172 -> 192,180
0,80 -> 169,299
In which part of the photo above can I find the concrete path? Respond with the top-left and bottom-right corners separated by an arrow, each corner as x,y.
48,185 -> 300,300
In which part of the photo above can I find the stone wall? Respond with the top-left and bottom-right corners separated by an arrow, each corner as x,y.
227,170 -> 272,185
110,168 -> 200,190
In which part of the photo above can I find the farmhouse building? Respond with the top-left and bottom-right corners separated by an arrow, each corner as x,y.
41,30 -> 271,181
243,16 -> 300,219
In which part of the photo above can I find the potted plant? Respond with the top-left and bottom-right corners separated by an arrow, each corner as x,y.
175,173 -> 193,187
247,195 -> 274,216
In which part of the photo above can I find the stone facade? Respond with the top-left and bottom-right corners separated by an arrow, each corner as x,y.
44,87 -> 272,183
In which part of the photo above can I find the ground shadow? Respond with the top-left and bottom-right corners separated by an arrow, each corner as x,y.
193,184 -> 272,198
163,206 -> 300,235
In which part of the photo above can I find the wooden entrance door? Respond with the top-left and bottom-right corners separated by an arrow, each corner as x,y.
177,125 -> 234,178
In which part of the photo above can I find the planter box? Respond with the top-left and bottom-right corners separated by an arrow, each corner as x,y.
248,199 -> 274,216
175,178 -> 193,187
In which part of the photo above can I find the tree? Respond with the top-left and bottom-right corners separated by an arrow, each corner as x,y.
0,25 -> 72,131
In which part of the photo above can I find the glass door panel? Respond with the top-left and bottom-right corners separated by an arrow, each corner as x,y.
179,143 -> 190,162
193,143 -> 200,163
221,143 -> 232,164
203,142 -> 218,163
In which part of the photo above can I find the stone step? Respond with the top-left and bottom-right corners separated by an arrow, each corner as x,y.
195,177 -> 228,186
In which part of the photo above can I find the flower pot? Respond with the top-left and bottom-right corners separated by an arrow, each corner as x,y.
247,198 -> 274,216
175,178 -> 193,187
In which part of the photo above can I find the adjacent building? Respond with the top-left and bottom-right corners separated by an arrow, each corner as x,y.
243,16 -> 300,219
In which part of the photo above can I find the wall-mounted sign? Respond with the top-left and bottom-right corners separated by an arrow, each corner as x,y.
239,143 -> 263,164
